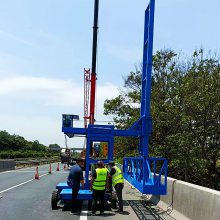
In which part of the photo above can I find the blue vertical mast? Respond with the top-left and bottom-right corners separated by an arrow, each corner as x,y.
140,0 -> 155,157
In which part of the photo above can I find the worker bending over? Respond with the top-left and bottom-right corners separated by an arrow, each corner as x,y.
90,160 -> 108,215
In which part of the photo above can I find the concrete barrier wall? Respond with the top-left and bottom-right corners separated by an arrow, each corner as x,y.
0,160 -> 15,172
154,177 -> 220,220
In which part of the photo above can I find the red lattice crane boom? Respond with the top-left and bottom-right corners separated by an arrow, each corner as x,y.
84,0 -> 99,126
84,68 -> 91,128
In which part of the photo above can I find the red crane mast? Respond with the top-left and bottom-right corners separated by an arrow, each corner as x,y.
84,68 -> 91,128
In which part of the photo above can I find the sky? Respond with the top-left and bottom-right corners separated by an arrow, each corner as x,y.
0,0 -> 219,149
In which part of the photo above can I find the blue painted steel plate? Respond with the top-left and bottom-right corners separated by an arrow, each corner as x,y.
60,189 -> 93,200
56,182 -> 70,190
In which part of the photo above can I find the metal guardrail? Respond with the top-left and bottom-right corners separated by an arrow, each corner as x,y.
0,160 -> 16,172
15,158 -> 60,169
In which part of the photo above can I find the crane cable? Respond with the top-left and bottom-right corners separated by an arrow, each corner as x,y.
140,180 -> 176,215
166,179 -> 176,214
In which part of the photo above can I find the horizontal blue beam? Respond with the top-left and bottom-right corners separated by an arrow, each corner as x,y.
60,189 -> 93,200
62,127 -> 87,135
124,157 -> 167,161
56,182 -> 70,190
114,129 -> 140,137
63,126 -> 141,137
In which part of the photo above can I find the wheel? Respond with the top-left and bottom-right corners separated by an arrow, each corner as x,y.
51,190 -> 58,210
111,191 -> 117,209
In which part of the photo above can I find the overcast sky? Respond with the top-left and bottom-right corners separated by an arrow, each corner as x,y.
0,0 -> 219,148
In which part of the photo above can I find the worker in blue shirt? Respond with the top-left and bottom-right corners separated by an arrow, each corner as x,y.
67,158 -> 84,214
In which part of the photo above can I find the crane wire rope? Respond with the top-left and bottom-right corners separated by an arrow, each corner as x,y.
141,179 -> 176,215
166,179 -> 176,214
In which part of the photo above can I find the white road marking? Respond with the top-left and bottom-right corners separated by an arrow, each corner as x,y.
80,201 -> 88,220
0,173 -> 48,194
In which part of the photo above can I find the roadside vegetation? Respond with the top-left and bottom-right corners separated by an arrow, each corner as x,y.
104,49 -> 220,191
0,130 -> 59,159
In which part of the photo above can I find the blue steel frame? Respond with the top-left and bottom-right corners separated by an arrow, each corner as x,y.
123,157 -> 167,195
123,0 -> 167,195
61,0 -> 167,197
140,0 -> 155,157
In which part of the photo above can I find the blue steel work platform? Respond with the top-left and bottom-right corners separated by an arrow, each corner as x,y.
56,182 -> 70,190
123,157 -> 167,195
60,189 -> 93,200
51,2 -> 168,211
61,0 -> 167,196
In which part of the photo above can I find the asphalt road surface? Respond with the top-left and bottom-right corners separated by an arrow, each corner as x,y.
0,164 -> 174,220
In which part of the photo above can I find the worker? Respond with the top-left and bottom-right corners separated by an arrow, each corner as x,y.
108,161 -> 124,213
90,160 -> 108,215
67,158 -> 84,214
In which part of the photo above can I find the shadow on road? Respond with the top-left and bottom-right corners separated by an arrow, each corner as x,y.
87,212 -> 116,217
58,200 -> 83,211
125,199 -> 170,220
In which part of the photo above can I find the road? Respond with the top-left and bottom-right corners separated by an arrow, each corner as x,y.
0,164 -> 174,220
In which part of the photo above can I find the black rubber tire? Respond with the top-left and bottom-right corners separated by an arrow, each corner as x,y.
51,190 -> 58,210
111,192 -> 117,209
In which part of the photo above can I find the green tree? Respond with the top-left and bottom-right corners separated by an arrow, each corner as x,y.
0,131 -> 13,150
104,69 -> 141,158
49,144 -> 60,148
104,49 -> 220,190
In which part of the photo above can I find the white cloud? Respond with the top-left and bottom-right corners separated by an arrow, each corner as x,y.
0,76 -> 69,92
97,82 -> 119,102
0,75 -> 119,146
95,82 -> 119,121
0,75 -> 83,106
0,75 -> 119,107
